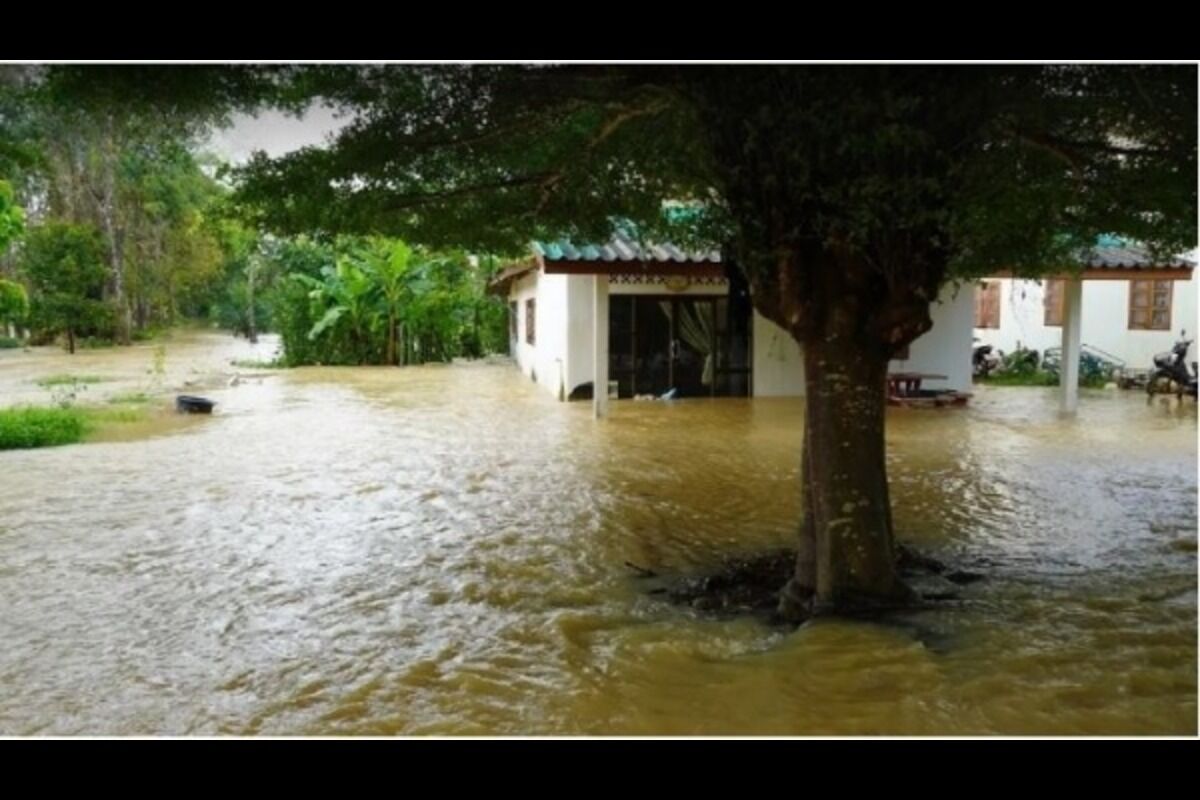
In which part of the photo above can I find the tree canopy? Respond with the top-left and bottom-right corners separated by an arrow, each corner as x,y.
226,65 -> 1195,269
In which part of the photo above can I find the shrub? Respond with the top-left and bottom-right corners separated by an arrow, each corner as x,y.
0,406 -> 87,450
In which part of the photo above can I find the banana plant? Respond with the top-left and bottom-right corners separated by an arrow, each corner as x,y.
295,254 -> 380,364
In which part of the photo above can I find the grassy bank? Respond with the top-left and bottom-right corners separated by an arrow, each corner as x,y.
0,407 -> 87,449
0,404 -> 152,450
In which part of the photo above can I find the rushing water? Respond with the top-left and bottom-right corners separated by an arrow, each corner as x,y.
1,331 -> 1195,735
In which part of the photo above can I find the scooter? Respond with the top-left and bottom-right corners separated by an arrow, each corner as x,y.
973,340 -> 1002,378
1147,330 -> 1198,399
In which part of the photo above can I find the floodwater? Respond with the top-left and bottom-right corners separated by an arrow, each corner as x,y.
0,331 -> 1195,735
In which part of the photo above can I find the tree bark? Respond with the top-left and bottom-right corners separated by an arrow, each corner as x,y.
778,335 -> 915,620
95,114 -> 131,346
750,244 -> 935,623
245,258 -> 258,343
386,310 -> 397,366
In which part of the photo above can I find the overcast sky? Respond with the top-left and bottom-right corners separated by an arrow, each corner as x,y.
203,105 -> 348,164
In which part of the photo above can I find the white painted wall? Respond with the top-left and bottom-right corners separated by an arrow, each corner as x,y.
564,274 -> 597,396
753,312 -> 805,396
753,282 -> 974,396
510,269 -> 570,399
889,282 -> 975,393
973,277 -> 1199,369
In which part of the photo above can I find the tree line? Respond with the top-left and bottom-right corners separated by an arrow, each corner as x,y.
0,66 -> 508,363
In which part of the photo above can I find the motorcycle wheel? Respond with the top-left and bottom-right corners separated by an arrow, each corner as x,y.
1146,374 -> 1176,396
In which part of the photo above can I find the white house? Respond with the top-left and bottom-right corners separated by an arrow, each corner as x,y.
973,243 -> 1197,371
491,231 -> 975,415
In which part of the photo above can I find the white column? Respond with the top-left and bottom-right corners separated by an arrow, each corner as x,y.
1060,278 -> 1083,414
593,274 -> 610,419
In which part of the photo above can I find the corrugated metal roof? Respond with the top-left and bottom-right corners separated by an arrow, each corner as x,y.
1080,243 -> 1193,270
534,230 -> 721,264
485,259 -> 538,296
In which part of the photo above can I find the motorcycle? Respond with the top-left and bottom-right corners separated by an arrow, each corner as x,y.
1147,330 -> 1198,399
973,340 -> 1003,378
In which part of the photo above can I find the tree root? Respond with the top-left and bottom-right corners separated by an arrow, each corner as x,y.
634,544 -> 983,627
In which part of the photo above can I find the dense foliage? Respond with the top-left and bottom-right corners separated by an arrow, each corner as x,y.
20,222 -> 111,352
0,67 -> 511,363
267,236 -> 506,366
0,67 -> 251,348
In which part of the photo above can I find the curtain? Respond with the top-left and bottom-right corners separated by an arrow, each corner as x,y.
660,300 -> 715,386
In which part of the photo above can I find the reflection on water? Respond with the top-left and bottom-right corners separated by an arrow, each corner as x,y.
0,332 -> 1195,734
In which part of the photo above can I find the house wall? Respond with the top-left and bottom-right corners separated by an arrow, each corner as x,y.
564,274 -> 596,396
972,277 -> 1199,369
752,312 -> 805,396
890,282 -> 975,393
510,269 -> 570,398
752,282 -> 974,396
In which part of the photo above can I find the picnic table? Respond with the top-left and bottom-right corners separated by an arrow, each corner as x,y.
886,372 -> 947,398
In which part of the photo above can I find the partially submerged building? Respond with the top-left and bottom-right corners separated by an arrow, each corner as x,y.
490,230 -> 975,415
974,242 -> 1197,370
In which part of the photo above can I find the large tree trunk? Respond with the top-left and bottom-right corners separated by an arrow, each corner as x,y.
742,243 -> 937,623
778,331 -> 912,620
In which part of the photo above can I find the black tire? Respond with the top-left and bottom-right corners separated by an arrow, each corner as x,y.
1147,373 -> 1176,396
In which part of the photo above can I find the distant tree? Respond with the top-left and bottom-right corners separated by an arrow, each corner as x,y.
0,178 -> 22,252
0,277 -> 27,336
20,222 -> 110,353
1,65 -> 277,342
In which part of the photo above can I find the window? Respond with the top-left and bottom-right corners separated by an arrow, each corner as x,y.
1043,279 -> 1065,327
525,298 -> 536,345
1129,279 -> 1172,331
974,280 -> 1001,329
509,301 -> 518,340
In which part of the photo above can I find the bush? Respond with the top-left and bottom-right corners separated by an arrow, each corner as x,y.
981,370 -> 1059,387
981,369 -> 1108,388
36,373 -> 105,387
0,336 -> 22,349
0,406 -> 87,450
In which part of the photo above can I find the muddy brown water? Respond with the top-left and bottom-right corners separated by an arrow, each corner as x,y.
1,331 -> 1195,734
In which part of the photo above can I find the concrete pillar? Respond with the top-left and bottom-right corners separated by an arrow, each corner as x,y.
593,274 -> 609,419
1060,277 -> 1083,414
